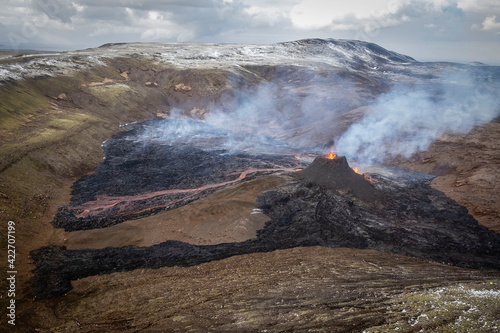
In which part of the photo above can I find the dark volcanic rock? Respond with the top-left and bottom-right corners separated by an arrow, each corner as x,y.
257,180 -> 499,267
35,118 -> 500,299
51,119 -> 304,231
32,170 -> 500,299
302,156 -> 378,201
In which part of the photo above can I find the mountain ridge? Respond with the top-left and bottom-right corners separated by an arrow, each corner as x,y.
1,38 -> 496,84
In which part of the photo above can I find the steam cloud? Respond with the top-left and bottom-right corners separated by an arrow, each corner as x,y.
139,116 -> 301,155
139,82 -> 319,155
204,82 -> 288,138
144,68 -> 499,162
336,70 -> 500,162
147,76 -> 357,155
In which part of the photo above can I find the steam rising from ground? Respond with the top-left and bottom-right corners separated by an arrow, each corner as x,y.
203,79 -> 354,141
137,83 -> 299,155
142,68 -> 499,163
139,117 -> 303,155
205,83 -> 287,137
144,78 -> 355,155
336,71 -> 500,162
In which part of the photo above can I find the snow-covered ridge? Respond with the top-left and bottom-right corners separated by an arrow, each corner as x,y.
0,38 -> 492,83
279,39 -> 416,64
0,52 -> 108,82
0,39 -> 416,82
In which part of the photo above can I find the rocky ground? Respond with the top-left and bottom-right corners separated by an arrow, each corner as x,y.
19,247 -> 500,332
0,40 -> 499,332
389,119 -> 500,233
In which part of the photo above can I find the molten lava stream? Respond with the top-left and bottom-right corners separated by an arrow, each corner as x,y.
71,167 -> 300,219
352,166 -> 375,183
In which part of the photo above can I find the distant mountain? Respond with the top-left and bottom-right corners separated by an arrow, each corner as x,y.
1,38 -> 496,84
280,38 -> 416,64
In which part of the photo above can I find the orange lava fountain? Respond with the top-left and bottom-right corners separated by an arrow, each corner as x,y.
325,148 -> 337,160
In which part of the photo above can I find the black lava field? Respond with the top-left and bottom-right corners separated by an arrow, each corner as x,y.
31,118 -> 500,299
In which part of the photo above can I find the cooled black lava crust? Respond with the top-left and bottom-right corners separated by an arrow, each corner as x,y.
52,119 -> 302,231
32,122 -> 500,298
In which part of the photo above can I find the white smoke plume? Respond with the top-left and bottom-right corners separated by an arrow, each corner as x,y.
336,70 -> 500,162
203,77 -> 358,145
205,82 -> 286,138
147,76 -> 358,154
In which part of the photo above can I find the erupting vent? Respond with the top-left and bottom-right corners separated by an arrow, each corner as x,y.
302,155 -> 377,201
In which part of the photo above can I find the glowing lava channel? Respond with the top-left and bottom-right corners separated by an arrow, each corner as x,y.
70,167 -> 300,220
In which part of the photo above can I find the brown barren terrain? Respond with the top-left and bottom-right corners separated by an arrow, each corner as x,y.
0,43 -> 499,332
391,120 -> 500,233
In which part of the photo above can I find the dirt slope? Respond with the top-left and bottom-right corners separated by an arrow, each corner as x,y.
18,247 -> 500,332
0,59 -> 251,329
390,120 -> 500,233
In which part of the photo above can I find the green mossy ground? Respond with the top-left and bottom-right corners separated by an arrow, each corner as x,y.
0,59 -> 179,320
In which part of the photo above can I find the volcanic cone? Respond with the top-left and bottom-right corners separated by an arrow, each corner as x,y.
302,156 -> 377,201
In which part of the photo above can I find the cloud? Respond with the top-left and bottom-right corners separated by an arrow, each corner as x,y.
290,0 -> 399,30
0,0 -> 498,63
31,0 -> 78,23
141,28 -> 191,42
73,0 -> 211,11
460,0 -> 500,33
79,5 -> 130,22
479,15 -> 500,31
458,0 -> 500,12
244,4 -> 291,27
289,0 -> 465,32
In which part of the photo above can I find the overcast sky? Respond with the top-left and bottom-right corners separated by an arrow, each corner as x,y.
1,0 -> 499,64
